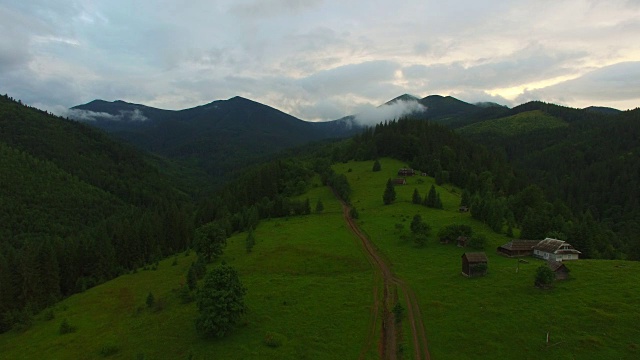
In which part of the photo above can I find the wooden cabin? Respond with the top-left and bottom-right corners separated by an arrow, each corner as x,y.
461,252 -> 488,277
392,178 -> 407,185
497,240 -> 540,257
547,260 -> 570,280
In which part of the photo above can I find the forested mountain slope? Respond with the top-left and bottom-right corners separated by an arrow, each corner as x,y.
455,102 -> 640,259
0,95 -> 194,331
72,96 -> 359,179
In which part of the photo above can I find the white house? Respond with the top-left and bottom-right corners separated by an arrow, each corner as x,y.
533,238 -> 581,262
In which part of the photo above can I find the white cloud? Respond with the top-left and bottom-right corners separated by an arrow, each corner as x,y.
0,0 -> 639,119
354,100 -> 426,126
66,108 -> 149,122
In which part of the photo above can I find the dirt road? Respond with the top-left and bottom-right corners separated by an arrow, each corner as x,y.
338,199 -> 431,360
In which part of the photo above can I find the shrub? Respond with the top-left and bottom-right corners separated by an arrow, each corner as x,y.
146,292 -> 155,308
59,318 -> 77,334
535,265 -> 555,288
263,331 -> 287,348
98,343 -> 119,357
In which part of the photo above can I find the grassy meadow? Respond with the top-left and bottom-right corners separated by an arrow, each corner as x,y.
3,157 -> 639,360
0,185 -> 376,360
334,158 -> 640,360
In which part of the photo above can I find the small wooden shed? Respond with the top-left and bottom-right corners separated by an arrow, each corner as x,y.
547,260 -> 570,280
392,178 -> 407,185
461,252 -> 488,277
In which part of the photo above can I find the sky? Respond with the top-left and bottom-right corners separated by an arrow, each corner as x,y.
1,0 -> 639,121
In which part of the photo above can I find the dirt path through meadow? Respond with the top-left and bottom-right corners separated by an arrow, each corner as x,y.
338,198 -> 430,360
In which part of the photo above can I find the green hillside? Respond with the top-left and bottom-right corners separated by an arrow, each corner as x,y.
0,185 -> 375,360
0,95 -> 195,330
3,157 -> 639,359
333,158 -> 640,359
457,110 -> 567,138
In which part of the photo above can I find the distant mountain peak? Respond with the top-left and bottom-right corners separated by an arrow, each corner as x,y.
384,94 -> 420,105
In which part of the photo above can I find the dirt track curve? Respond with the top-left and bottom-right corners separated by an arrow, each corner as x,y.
338,197 -> 431,360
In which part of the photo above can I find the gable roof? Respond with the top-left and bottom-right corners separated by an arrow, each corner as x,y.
547,259 -> 568,272
499,239 -> 539,251
462,252 -> 488,263
534,238 -> 581,255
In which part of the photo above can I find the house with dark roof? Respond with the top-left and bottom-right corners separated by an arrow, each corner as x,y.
461,252 -> 488,277
392,178 -> 407,185
547,260 -> 570,280
398,168 -> 415,176
533,238 -> 581,262
496,240 -> 540,257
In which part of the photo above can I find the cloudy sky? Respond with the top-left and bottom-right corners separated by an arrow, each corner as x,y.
1,0 -> 639,121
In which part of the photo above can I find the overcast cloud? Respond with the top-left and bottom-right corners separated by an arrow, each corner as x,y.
1,0 -> 639,121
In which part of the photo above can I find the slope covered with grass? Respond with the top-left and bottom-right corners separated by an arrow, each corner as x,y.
334,158 -> 640,359
0,186 -> 374,360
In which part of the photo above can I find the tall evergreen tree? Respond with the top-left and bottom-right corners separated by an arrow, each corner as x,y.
425,185 -> 437,208
245,229 -> 256,254
412,188 -> 422,204
383,179 -> 396,205
372,159 -> 381,172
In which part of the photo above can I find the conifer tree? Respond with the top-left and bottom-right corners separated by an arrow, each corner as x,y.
412,188 -> 422,204
372,159 -> 381,172
425,185 -> 437,207
245,229 -> 256,253
435,192 -> 443,209
383,179 -> 396,205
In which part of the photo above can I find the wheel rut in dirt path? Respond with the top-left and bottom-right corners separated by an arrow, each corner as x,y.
337,197 -> 431,360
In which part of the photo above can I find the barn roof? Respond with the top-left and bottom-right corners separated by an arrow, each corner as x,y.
499,240 -> 540,251
462,252 -> 488,263
534,238 -> 581,254
547,260 -> 568,272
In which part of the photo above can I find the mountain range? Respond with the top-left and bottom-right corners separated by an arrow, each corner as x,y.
70,94 -> 625,182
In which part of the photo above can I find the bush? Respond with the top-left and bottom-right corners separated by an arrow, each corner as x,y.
468,234 -> 487,249
195,265 -> 247,338
42,309 -> 55,321
146,292 -> 155,308
98,343 -> 119,357
59,318 -> 77,334
263,331 -> 287,348
535,265 -> 555,288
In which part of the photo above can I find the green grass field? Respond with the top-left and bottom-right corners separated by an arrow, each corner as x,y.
3,158 -> 639,360
0,185 -> 375,360
334,158 -> 640,360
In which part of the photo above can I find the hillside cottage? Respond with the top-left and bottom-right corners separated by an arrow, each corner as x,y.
547,260 -> 570,280
496,240 -> 540,257
533,238 -> 581,261
398,168 -> 415,176
392,178 -> 407,185
461,252 -> 488,277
